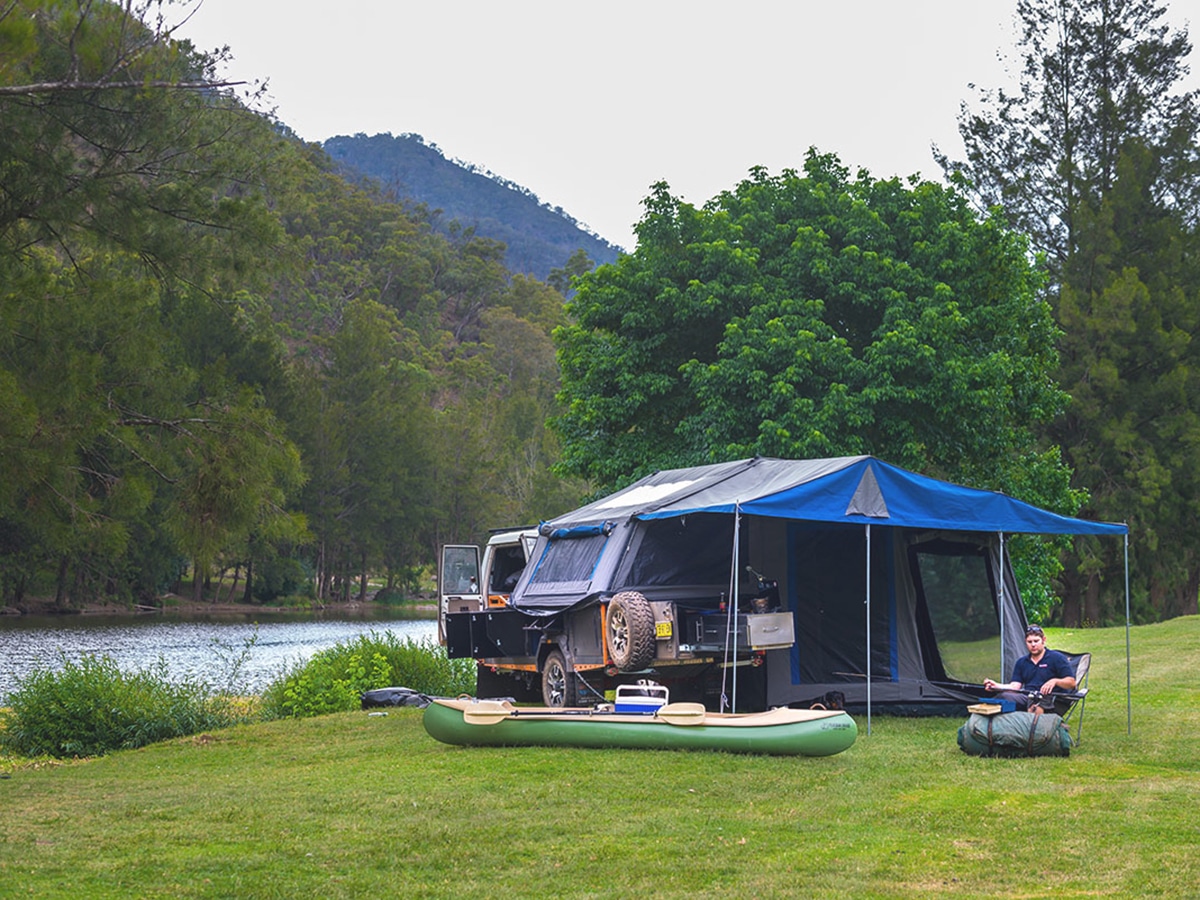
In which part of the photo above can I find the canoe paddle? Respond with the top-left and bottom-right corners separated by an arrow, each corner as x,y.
653,702 -> 707,725
461,701 -> 707,727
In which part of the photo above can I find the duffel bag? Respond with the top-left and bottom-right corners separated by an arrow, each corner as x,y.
957,711 -> 1072,758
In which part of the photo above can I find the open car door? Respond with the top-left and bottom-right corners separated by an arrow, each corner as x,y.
438,544 -> 482,645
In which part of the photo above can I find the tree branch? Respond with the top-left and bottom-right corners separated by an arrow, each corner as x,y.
0,79 -> 246,97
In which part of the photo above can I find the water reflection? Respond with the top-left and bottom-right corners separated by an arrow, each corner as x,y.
0,610 -> 439,700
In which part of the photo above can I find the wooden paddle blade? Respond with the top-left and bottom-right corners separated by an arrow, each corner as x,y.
462,709 -> 513,726
460,699 -> 515,726
653,702 -> 707,726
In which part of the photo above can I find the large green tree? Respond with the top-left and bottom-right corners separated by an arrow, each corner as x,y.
555,153 -> 1082,614
556,153 -> 1074,499
942,0 -> 1200,622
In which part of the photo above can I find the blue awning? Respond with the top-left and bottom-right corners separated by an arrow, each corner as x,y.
548,457 -> 1126,536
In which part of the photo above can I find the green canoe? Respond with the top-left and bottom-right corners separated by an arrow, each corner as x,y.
422,698 -> 857,757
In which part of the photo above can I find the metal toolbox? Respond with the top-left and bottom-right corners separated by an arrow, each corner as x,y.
746,612 -> 794,650
683,610 -> 796,652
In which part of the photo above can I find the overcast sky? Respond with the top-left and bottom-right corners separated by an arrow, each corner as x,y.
177,0 -> 1200,251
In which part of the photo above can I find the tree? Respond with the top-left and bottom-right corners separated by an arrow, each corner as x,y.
0,0 -> 246,97
0,0 -> 303,606
547,248 -> 595,297
556,153 -> 1075,508
164,391 -> 306,604
936,0 -> 1200,281
942,0 -> 1200,622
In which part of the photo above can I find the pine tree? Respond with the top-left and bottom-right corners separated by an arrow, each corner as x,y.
941,0 -> 1200,622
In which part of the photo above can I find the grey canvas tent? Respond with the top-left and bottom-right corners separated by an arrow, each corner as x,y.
507,456 -> 1129,722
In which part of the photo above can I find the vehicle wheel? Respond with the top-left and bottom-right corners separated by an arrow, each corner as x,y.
542,649 -> 577,708
607,591 -> 656,672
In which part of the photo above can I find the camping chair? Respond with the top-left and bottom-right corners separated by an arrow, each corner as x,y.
1045,651 -> 1090,745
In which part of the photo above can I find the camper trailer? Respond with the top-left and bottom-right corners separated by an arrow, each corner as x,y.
440,457 -> 1126,713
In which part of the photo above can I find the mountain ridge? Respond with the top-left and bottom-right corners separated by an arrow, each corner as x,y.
324,132 -> 623,281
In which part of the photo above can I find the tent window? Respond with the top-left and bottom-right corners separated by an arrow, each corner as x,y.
913,546 -> 998,684
525,533 -> 609,593
626,515 -> 734,587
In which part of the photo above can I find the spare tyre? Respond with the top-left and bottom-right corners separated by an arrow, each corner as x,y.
607,591 -> 656,672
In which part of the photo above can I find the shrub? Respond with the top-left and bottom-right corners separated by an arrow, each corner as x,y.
371,587 -> 406,605
0,655 -> 257,758
261,632 -> 475,718
252,556 -> 312,602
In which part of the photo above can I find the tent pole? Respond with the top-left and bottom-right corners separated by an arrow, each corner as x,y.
865,523 -> 871,737
732,502 -> 741,713
998,532 -> 1006,679
721,502 -> 742,714
1125,531 -> 1131,735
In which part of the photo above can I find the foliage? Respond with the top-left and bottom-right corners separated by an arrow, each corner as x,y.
266,646 -> 391,718
0,0 -> 305,607
2,617 -> 1199,898
0,1 -> 587,611
0,654 -> 254,758
260,632 -> 475,718
556,152 -> 1078,509
250,555 -> 312,603
942,0 -> 1200,623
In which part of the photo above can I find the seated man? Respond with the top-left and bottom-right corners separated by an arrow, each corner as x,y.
983,624 -> 1076,712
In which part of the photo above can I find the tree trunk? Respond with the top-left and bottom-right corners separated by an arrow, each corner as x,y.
222,564 -> 241,604
1083,573 -> 1101,626
54,554 -> 70,608
358,550 -> 369,602
317,540 -> 329,602
242,557 -> 254,603
1059,551 -> 1082,627
192,563 -> 204,604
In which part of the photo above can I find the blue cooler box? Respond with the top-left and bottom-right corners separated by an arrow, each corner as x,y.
615,682 -> 669,714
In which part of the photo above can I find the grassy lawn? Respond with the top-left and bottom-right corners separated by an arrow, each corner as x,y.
1,618 -> 1197,898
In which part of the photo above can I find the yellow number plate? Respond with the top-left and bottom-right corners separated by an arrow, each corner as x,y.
655,621 -> 673,639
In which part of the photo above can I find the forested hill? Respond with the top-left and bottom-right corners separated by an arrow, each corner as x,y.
324,133 -> 623,280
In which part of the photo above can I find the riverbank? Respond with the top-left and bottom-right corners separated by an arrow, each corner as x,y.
1,594 -> 437,618
0,607 -> 442,699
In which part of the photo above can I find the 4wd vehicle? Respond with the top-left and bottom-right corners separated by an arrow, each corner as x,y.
439,513 -> 795,710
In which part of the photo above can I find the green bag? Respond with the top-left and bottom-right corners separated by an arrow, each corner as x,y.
957,711 -> 1072,757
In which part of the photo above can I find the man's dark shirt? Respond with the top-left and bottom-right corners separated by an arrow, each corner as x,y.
1012,649 -> 1073,691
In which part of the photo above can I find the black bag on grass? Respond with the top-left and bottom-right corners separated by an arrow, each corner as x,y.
360,687 -> 431,709
957,711 -> 1072,757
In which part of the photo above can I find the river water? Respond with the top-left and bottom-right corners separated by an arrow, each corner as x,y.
0,610 -> 439,701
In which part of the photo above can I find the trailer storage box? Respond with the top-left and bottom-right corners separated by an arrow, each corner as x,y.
747,613 -> 794,650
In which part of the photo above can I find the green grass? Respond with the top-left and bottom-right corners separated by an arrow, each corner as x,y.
1,618 -> 1198,898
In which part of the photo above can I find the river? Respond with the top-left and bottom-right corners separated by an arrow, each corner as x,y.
0,610 -> 439,701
